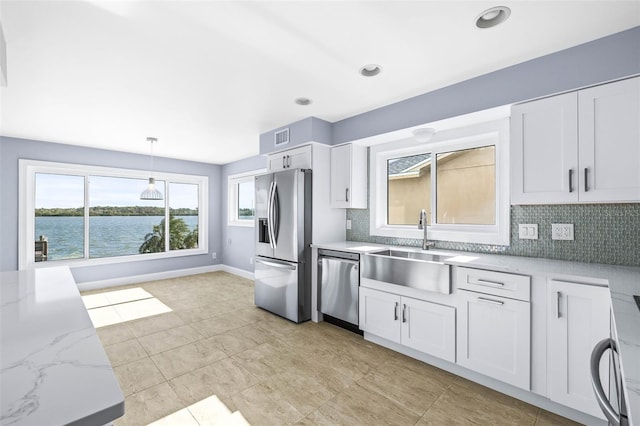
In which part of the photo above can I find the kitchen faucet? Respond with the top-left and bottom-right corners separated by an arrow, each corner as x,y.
418,209 -> 434,250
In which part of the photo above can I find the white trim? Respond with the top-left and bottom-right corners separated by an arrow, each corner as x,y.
227,168 -> 265,227
220,264 -> 255,280
76,265 -> 223,291
76,263 -> 255,291
19,159 -> 209,269
369,118 -> 510,245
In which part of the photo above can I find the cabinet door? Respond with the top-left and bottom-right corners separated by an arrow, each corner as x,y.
267,145 -> 312,172
511,92 -> 579,204
457,290 -> 531,389
578,76 -> 640,202
547,280 -> 610,419
330,144 -> 351,208
359,287 -> 401,343
401,296 -> 456,363
287,145 -> 312,169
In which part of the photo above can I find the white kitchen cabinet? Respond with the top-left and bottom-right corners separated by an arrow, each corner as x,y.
511,92 -> 578,204
547,280 -> 611,420
267,144 -> 312,172
457,289 -> 531,390
359,287 -> 455,362
330,144 -> 367,208
578,77 -> 640,202
511,76 -> 640,204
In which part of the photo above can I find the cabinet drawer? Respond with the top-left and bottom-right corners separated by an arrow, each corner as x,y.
456,267 -> 530,302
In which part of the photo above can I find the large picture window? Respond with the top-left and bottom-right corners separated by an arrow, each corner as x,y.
370,118 -> 509,245
21,160 -> 208,268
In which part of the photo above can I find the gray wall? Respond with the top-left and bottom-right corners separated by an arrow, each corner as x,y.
0,136 -> 222,281
221,155 -> 267,272
332,26 -> 640,144
259,117 -> 332,155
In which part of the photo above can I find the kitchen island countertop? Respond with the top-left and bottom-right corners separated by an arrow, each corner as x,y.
1,266 -> 124,426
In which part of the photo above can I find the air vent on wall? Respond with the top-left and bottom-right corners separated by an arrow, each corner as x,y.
274,128 -> 290,147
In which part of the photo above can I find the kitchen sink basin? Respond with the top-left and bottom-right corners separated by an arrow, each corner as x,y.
362,250 -> 452,294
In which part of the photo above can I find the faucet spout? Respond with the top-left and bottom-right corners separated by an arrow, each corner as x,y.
418,209 -> 434,250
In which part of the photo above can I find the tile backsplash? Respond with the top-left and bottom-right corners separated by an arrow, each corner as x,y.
347,203 -> 640,267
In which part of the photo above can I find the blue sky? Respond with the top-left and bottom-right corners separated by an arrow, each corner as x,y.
35,173 -> 199,209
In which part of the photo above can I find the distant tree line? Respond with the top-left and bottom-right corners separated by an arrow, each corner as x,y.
238,208 -> 255,218
35,206 -> 199,217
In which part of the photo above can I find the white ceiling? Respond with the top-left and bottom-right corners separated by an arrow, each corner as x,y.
1,1 -> 638,164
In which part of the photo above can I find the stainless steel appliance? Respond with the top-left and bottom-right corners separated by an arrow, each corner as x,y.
591,337 -> 629,426
254,169 -> 312,323
318,249 -> 360,329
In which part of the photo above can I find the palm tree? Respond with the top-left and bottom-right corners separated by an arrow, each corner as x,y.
139,215 -> 199,254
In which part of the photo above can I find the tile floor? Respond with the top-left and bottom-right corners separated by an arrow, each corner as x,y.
83,272 -> 580,426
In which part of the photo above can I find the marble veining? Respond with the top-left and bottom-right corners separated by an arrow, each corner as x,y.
1,267 -> 124,426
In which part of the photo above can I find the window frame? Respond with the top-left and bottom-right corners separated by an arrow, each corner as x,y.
370,118 -> 510,245
19,159 -> 209,269
227,169 -> 265,227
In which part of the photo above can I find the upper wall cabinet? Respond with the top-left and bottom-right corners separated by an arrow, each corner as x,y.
511,76 -> 640,204
330,144 -> 367,209
267,145 -> 312,172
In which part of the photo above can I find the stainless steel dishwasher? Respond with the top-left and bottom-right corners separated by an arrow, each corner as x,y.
318,249 -> 360,332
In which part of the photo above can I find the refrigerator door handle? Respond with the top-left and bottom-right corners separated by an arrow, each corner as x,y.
267,181 -> 276,249
590,338 -> 621,426
272,181 -> 280,246
255,258 -> 296,270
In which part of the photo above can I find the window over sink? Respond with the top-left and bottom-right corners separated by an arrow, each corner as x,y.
371,119 -> 509,245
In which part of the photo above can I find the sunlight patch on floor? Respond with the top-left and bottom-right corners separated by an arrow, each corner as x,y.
83,288 -> 171,328
81,287 -> 153,309
147,395 -> 250,426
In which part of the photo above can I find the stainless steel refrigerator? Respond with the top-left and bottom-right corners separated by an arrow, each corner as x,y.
254,168 -> 312,323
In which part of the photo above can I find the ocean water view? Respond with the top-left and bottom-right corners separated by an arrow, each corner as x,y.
35,215 -> 198,260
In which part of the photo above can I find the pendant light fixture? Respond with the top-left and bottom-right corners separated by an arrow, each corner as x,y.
140,137 -> 163,200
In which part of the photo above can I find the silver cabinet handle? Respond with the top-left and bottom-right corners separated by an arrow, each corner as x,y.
402,304 -> 407,323
475,278 -> 505,287
584,167 -> 588,192
282,156 -> 286,169
590,338 -> 621,426
556,291 -> 561,318
394,302 -> 398,321
287,155 -> 291,168
568,169 -> 573,193
345,188 -> 349,203
477,297 -> 504,306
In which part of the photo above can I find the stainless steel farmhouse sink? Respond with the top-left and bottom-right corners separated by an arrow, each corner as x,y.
362,250 -> 452,294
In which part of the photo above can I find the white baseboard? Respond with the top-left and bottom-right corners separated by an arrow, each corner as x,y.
219,264 -> 254,280
76,265 -> 223,291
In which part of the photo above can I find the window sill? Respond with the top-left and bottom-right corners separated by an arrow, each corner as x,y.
227,220 -> 254,228
27,247 -> 209,269
370,225 -> 509,246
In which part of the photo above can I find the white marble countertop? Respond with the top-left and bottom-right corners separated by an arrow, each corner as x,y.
313,241 -> 640,424
1,267 -> 124,426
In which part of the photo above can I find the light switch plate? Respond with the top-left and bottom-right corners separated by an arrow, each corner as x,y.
552,224 -> 574,240
518,224 -> 538,240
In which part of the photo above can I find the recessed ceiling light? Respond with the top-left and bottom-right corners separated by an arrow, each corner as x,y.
294,97 -> 312,106
475,6 -> 511,29
359,64 -> 382,77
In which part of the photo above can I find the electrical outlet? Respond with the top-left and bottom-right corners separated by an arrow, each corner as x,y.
552,224 -> 574,240
249,257 -> 253,265
518,224 -> 538,240
346,219 -> 352,230
212,252 -> 217,260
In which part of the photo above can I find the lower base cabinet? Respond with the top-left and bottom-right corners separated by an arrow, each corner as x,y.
359,287 -> 456,363
547,280 -> 611,420
457,289 -> 531,390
